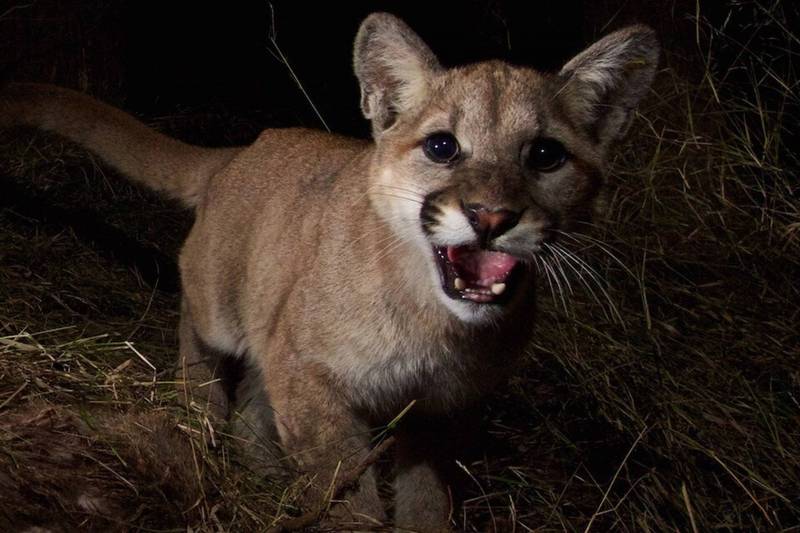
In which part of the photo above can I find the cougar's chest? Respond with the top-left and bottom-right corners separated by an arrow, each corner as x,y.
330,320 -> 516,421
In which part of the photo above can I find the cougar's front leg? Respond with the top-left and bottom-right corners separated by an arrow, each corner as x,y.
175,298 -> 231,424
393,414 -> 481,532
393,426 -> 453,532
266,358 -> 387,528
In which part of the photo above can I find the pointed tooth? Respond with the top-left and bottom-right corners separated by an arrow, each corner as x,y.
454,277 -> 466,291
491,282 -> 506,295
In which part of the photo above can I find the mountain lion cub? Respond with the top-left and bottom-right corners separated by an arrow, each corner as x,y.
2,12 -> 658,531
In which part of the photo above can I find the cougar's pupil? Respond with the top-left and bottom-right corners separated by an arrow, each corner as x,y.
423,132 -> 459,163
528,138 -> 568,172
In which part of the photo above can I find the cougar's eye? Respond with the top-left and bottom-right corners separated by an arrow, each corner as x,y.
527,138 -> 568,172
423,132 -> 460,163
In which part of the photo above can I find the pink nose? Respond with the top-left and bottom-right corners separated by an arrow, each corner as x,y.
461,203 -> 522,243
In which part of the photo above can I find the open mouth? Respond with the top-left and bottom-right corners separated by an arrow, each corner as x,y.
433,245 -> 523,304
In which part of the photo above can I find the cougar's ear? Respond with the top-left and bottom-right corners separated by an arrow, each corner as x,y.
558,25 -> 659,145
353,13 -> 442,137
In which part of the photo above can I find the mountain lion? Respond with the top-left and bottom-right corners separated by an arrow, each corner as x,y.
1,12 -> 658,531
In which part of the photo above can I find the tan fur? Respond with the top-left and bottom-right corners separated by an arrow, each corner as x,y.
0,83 -> 240,207
1,13 -> 658,531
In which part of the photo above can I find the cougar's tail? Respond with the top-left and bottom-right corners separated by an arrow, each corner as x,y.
0,83 -> 243,207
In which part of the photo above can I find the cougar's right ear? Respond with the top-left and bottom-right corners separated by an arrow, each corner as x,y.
557,25 -> 659,146
353,13 -> 442,137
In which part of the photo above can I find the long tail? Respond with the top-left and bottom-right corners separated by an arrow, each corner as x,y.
0,83 -> 243,207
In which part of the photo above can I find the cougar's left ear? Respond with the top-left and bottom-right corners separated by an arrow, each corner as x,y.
353,13 -> 442,137
558,25 -> 659,145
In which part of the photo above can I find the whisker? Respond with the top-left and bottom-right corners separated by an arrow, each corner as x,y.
545,244 -> 575,296
349,215 -> 418,247
556,230 -> 636,279
367,236 -> 409,269
349,183 -> 425,208
547,243 -> 599,303
369,184 -> 426,201
535,255 -> 559,310
369,192 -> 424,205
539,252 -> 569,314
370,183 -> 427,196
548,243 -> 614,322
550,241 -> 624,324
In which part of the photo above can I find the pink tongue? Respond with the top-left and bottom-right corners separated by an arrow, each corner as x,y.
447,247 -> 518,285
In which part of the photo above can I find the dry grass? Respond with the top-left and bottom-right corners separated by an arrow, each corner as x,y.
1,2 -> 798,531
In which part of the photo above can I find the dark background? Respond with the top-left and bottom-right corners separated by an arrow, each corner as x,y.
1,0 -> 716,141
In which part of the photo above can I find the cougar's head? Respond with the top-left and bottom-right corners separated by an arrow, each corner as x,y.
354,13 -> 658,322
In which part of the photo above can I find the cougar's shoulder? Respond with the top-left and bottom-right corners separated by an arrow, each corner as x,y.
178,127 -> 374,356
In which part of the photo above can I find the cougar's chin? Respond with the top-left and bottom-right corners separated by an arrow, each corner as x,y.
431,244 -> 524,305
